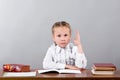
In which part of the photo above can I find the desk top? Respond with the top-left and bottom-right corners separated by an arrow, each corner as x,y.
0,69 -> 120,79
37,69 -> 120,78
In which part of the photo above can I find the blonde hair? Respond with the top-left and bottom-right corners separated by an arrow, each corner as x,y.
52,21 -> 71,35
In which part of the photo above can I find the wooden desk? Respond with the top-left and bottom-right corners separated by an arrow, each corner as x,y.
0,69 -> 120,80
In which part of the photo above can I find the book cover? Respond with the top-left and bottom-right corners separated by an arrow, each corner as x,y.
92,66 -> 116,71
38,69 -> 81,74
93,63 -> 116,68
92,63 -> 116,71
3,64 -> 30,72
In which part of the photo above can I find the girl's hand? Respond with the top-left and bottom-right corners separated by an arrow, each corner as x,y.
73,30 -> 81,46
65,65 -> 79,70
73,30 -> 83,53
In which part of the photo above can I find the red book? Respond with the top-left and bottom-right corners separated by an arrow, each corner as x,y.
92,63 -> 116,71
3,64 -> 30,72
94,63 -> 116,67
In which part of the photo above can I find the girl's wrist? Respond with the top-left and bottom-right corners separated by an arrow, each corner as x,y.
65,65 -> 70,69
77,44 -> 83,53
76,44 -> 81,47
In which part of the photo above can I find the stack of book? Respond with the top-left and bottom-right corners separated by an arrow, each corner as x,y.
91,63 -> 116,75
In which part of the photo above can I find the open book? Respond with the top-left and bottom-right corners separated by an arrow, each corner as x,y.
38,69 -> 81,74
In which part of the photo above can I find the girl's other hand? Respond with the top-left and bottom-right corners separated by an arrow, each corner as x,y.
65,65 -> 79,70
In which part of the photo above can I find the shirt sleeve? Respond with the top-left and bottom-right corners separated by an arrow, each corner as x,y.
73,46 -> 87,68
43,46 -> 66,69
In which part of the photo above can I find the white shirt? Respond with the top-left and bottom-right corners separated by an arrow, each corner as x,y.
43,43 -> 87,69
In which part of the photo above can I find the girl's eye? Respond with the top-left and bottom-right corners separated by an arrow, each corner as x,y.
64,34 -> 68,37
57,35 -> 61,37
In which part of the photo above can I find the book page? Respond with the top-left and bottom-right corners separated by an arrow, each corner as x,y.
59,69 -> 81,74
3,72 -> 36,77
38,69 -> 81,74
38,69 -> 59,74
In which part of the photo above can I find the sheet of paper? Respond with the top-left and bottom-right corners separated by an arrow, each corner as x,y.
3,72 -> 36,77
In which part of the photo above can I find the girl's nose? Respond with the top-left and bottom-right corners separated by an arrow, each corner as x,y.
61,37 -> 65,41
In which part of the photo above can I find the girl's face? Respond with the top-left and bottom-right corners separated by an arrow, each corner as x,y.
52,27 -> 71,48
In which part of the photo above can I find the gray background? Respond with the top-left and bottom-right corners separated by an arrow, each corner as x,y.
0,0 -> 120,69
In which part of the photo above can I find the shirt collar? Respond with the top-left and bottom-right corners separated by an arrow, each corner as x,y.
55,43 -> 70,54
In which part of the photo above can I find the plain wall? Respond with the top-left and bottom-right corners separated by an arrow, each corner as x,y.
0,0 -> 120,69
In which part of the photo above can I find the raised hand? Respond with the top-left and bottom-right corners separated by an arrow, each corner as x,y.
73,30 -> 83,53
73,30 -> 81,46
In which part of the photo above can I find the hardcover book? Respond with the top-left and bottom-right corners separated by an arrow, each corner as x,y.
93,63 -> 116,68
91,69 -> 115,75
3,64 -> 30,72
91,63 -> 116,75
92,63 -> 116,71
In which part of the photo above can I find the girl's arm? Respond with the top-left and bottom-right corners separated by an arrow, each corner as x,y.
73,30 -> 87,68
43,47 -> 66,69
73,30 -> 83,53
